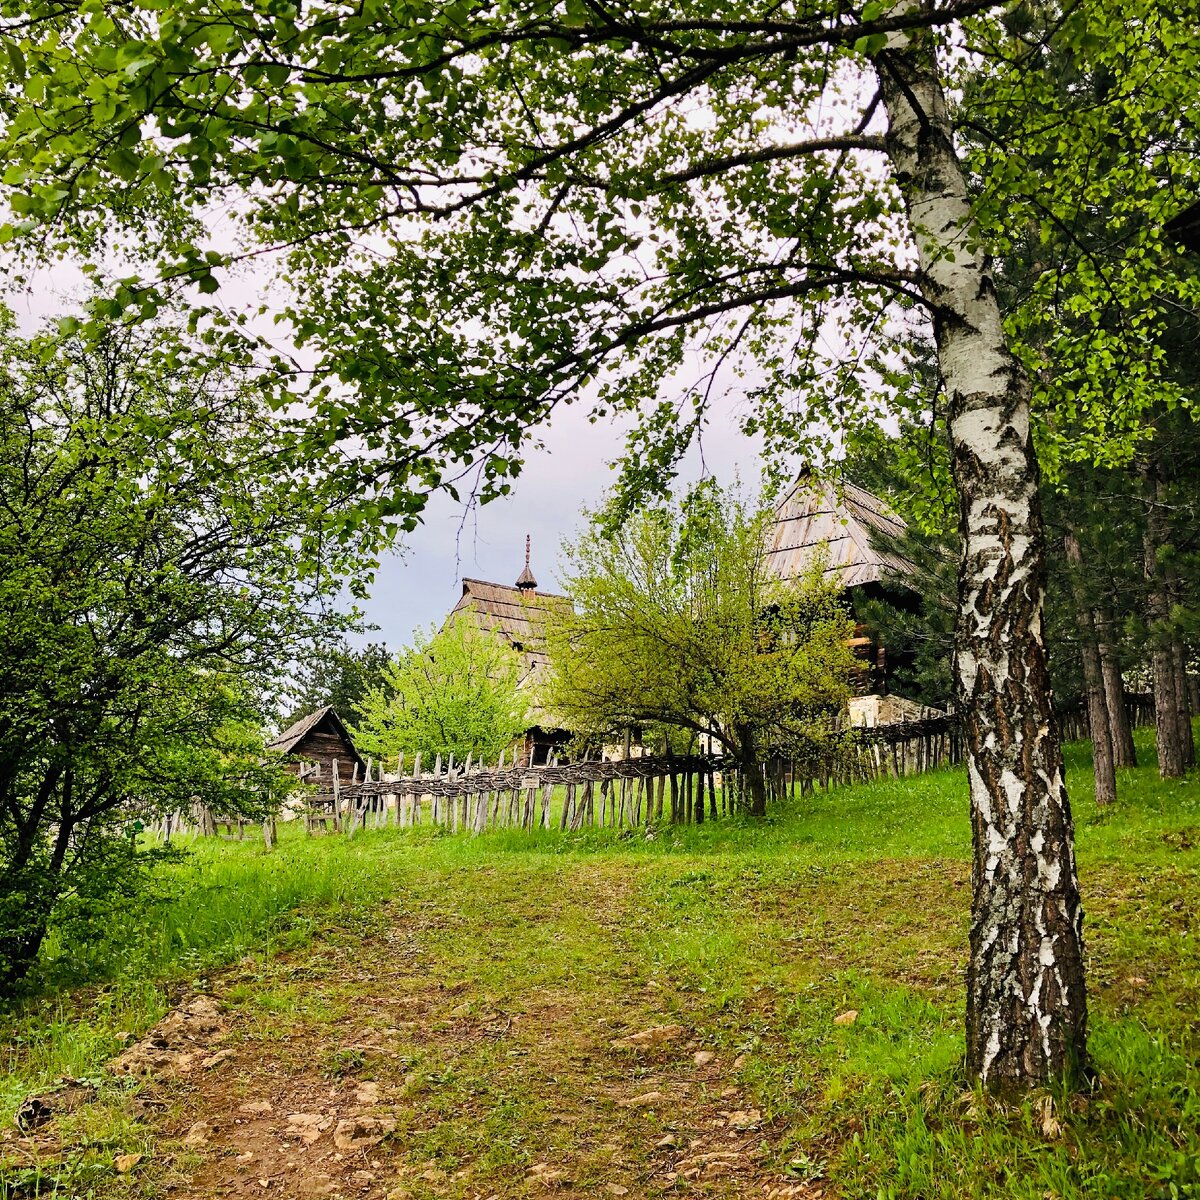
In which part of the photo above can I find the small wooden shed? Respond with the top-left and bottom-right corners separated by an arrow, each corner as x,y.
266,705 -> 366,782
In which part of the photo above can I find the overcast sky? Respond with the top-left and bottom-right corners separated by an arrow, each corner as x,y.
358,393 -> 776,649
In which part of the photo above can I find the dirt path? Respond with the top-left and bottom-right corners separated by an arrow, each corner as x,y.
66,861 -> 835,1200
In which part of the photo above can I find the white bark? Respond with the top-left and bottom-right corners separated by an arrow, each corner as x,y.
874,23 -> 1088,1090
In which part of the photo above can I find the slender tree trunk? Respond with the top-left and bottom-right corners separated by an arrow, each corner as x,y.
1171,638 -> 1194,768
1096,611 -> 1137,768
1063,531 -> 1116,805
1142,459 -> 1185,778
876,27 -> 1087,1092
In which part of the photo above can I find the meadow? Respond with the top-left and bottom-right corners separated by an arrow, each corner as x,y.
1,730 -> 1197,1199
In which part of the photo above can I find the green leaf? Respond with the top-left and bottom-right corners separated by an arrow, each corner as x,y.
5,40 -> 27,80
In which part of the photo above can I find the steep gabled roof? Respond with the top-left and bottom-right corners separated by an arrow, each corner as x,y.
765,474 -> 918,590
266,705 -> 365,768
451,579 -> 571,679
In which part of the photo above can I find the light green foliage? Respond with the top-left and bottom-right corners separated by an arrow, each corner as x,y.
956,1 -> 1200,474
545,482 -> 856,775
352,617 -> 528,766
4,0 -> 1193,519
0,307 -> 359,993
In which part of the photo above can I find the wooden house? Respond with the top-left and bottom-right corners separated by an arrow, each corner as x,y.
1166,197 -> 1200,255
765,472 -> 927,710
448,539 -> 574,765
266,705 -> 366,782
765,471 -> 918,596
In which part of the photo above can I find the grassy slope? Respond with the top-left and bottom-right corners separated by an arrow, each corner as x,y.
2,730 -> 1198,1198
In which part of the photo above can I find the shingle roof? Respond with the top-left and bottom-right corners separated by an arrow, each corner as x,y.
450,579 -> 571,681
765,474 -> 917,590
266,705 -> 364,767
267,705 -> 332,753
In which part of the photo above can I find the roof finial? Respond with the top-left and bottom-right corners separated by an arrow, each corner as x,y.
516,534 -> 537,590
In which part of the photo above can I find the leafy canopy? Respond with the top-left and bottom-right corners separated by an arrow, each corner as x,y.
352,617 -> 529,766
0,307 -> 358,992
544,481 -> 857,766
4,0 -> 1195,522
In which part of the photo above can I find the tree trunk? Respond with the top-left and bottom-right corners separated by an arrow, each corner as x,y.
1142,459 -> 1185,778
1063,531 -> 1116,805
736,727 -> 767,817
876,27 -> 1088,1092
0,862 -> 58,996
1172,638 -> 1194,769
1095,612 -> 1137,768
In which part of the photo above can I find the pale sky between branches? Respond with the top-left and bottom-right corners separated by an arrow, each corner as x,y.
10,260 -> 782,649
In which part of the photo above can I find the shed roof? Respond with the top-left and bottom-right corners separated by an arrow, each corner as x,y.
266,705 -> 365,768
765,474 -> 917,590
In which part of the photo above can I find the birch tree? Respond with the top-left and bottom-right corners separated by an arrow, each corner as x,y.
3,0 -> 1198,1090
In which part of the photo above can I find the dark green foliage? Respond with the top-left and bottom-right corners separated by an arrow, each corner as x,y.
0,309 -> 358,995
288,642 -> 393,729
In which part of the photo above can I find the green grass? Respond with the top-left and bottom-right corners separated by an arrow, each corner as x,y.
2,727 -> 1198,1198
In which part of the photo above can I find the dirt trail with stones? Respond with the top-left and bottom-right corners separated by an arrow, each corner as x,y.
12,860 -> 876,1199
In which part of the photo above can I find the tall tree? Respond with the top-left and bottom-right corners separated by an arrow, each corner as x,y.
6,0 -> 1198,1090
0,310 -> 358,993
289,642 -> 394,729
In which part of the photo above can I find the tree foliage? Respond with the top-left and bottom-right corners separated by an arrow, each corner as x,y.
288,642 -> 394,729
2,0 -> 1190,518
545,483 -> 856,812
352,618 -> 528,766
0,309 -> 357,994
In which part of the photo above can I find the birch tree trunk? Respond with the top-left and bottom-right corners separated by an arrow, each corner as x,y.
875,28 -> 1088,1092
1063,531 -> 1116,805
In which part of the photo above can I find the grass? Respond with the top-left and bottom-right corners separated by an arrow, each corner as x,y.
1,728 -> 1198,1198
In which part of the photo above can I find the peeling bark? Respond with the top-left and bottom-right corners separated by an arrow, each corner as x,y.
875,24 -> 1088,1091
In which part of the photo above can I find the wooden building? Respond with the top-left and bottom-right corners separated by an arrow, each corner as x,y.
266,705 -> 366,781
447,539 -> 574,764
765,471 -> 928,711
765,470 -> 918,595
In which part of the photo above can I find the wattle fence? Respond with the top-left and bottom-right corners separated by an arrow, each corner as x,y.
162,695 -> 1160,844
293,712 -> 965,837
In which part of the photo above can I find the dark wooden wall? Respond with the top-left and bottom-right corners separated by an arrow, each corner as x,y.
288,714 -> 363,780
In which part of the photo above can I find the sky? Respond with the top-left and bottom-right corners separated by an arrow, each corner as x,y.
357,392 -> 773,649
8,249 -> 791,655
